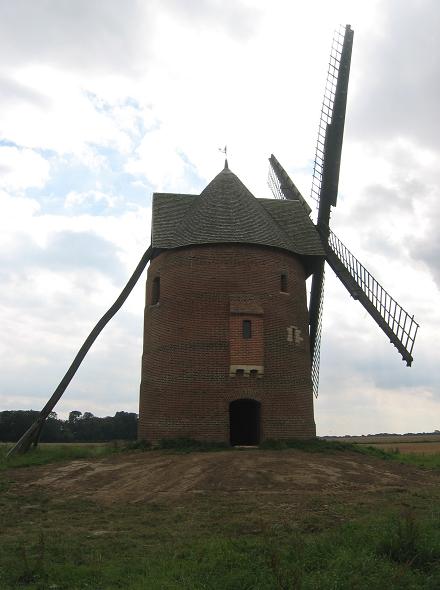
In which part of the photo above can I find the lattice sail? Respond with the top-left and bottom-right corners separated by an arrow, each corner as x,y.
268,154 -> 312,214
310,268 -> 325,398
310,25 -> 347,212
325,230 -> 419,365
309,25 -> 353,398
268,158 -> 285,200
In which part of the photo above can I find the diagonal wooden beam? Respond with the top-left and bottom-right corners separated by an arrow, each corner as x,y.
7,246 -> 153,456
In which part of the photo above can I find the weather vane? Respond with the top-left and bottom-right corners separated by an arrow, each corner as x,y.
218,145 -> 227,158
218,145 -> 228,168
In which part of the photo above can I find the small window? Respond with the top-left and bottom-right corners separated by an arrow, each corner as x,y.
280,272 -> 288,293
236,369 -> 245,377
151,276 -> 160,305
250,369 -> 258,378
242,320 -> 252,339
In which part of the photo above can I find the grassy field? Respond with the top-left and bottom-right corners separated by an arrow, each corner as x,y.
358,441 -> 440,455
325,435 -> 440,454
331,435 -> 440,462
327,435 -> 440,444
0,442 -> 118,471
1,442 -> 440,589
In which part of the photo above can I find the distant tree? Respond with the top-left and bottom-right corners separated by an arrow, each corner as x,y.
40,413 -> 72,442
100,411 -> 138,440
69,411 -> 82,423
1,409 -> 138,443
113,411 -> 138,439
0,410 -> 39,442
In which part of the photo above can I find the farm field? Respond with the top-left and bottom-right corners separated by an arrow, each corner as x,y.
359,442 -> 440,454
1,443 -> 440,589
324,434 -> 440,455
324,434 -> 440,444
325,434 -> 440,444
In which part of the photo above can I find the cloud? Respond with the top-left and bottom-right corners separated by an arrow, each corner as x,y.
0,0 -> 259,78
331,134 -> 439,307
0,0 -> 148,74
316,380 -> 440,436
317,274 -> 440,436
0,76 -> 50,108
162,0 -> 260,40
125,128 -> 202,192
0,197 -> 150,416
0,302 -> 144,417
351,0 -> 440,149
1,230 -> 125,280
0,71 -> 136,156
0,146 -> 50,190
411,208 -> 440,290
65,189 -> 119,210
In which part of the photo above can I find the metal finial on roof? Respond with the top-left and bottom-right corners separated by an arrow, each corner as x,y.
218,145 -> 228,169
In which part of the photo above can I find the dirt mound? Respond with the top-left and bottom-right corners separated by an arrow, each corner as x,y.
10,449 -> 439,505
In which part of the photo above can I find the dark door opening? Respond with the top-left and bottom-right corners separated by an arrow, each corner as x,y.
229,399 -> 261,446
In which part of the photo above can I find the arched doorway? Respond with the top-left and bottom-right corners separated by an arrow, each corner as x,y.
229,399 -> 261,446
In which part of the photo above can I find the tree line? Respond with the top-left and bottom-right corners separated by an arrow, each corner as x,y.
0,410 -> 138,443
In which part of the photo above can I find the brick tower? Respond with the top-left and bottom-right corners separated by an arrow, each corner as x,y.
138,162 -> 324,444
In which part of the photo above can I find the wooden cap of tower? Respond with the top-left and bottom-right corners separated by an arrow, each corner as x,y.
150,166 -> 325,264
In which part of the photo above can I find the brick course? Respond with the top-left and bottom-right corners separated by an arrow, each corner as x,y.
138,243 -> 316,444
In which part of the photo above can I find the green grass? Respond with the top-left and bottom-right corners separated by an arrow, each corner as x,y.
157,437 -> 230,453
393,452 -> 440,470
0,442 -> 118,470
270,439 -> 440,471
155,437 -> 356,454
1,442 -> 440,588
1,483 -> 440,589
353,445 -> 440,470
260,438 -> 360,453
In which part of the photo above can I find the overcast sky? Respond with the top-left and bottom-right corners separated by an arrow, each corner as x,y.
1,0 -> 439,436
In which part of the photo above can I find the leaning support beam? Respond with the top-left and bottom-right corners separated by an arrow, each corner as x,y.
7,246 -> 153,457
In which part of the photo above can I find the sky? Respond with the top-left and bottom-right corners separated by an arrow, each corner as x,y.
1,0 -> 439,436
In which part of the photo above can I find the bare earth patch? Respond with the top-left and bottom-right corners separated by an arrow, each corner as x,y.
8,449 -> 440,505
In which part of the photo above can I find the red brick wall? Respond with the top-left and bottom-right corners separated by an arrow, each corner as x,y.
229,314 -> 264,369
138,244 -> 316,443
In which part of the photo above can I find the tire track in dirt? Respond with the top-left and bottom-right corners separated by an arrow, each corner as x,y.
9,450 -> 439,505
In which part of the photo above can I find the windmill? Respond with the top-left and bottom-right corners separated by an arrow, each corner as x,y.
8,24 -> 418,456
268,25 -> 418,398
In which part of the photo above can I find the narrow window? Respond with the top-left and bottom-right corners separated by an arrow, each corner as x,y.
280,272 -> 288,293
250,369 -> 258,378
242,319 -> 252,339
151,276 -> 160,305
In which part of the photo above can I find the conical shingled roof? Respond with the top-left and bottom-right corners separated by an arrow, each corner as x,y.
150,165 -> 325,268
175,166 -> 292,251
